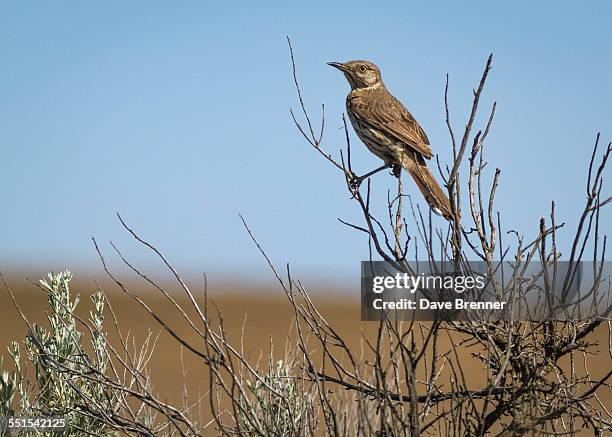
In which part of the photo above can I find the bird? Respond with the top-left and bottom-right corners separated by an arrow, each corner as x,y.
328,60 -> 452,220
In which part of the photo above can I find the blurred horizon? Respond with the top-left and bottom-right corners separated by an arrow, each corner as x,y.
1,1 -> 611,285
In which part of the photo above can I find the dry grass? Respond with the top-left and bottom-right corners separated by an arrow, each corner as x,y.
0,274 -> 364,411
1,271 -> 609,436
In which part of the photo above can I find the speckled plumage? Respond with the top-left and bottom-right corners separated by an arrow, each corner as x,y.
329,60 -> 452,220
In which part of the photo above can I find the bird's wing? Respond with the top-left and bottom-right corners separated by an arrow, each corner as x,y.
350,92 -> 432,159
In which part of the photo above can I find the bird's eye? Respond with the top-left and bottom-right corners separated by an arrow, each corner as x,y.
358,65 -> 368,73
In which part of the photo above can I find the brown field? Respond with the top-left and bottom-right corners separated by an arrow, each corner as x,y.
0,273 -> 368,421
1,271 -> 610,435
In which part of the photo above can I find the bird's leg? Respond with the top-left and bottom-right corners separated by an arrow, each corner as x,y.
392,164 -> 402,178
350,164 -> 392,188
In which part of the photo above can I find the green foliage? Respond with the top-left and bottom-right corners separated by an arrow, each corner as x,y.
1,271 -> 111,436
238,360 -> 315,437
0,356 -> 16,418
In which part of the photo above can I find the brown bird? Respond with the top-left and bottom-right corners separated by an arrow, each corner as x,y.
328,60 -> 452,220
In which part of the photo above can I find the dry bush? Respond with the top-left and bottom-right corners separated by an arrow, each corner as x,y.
1,40 -> 610,436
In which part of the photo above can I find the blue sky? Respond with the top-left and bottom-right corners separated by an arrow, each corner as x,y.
1,1 -> 610,285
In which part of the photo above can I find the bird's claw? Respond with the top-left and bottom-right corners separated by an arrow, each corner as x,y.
349,176 -> 364,190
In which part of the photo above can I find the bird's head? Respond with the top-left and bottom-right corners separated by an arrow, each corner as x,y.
327,60 -> 382,90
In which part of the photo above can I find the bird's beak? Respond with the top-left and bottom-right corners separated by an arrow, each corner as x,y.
327,62 -> 349,72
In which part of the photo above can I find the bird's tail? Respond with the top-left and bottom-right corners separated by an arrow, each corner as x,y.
402,155 -> 453,221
